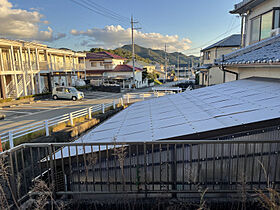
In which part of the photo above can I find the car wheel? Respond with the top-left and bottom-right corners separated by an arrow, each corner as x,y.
53,95 -> 58,100
72,96 -> 77,101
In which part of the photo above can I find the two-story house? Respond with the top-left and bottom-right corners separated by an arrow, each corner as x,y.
218,0 -> 280,82
0,38 -> 86,99
198,34 -> 241,86
84,52 -> 126,78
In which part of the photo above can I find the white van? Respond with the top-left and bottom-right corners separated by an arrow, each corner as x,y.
52,87 -> 84,101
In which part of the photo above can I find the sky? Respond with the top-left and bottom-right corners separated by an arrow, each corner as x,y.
0,0 -> 242,56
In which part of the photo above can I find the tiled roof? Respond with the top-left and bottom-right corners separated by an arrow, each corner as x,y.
202,34 -> 241,51
86,51 -> 126,60
219,34 -> 280,66
114,64 -> 143,72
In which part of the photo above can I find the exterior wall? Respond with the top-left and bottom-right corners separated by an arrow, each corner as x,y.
224,66 -> 280,81
0,39 -> 86,99
208,67 -> 224,85
86,58 -> 124,71
201,46 -> 240,86
244,0 -> 280,47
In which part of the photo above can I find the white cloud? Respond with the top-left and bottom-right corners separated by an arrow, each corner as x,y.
0,0 -> 65,42
71,25 -> 192,52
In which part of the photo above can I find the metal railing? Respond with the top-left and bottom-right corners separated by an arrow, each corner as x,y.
123,91 -> 175,103
0,91 -> 171,150
0,99 -> 123,149
1,138 -> 279,206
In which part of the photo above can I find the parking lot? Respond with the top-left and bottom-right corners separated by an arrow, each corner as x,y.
0,91 -> 123,133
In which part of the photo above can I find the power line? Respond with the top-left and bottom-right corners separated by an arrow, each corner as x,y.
181,23 -> 241,54
69,0 -> 130,25
86,0 -> 130,22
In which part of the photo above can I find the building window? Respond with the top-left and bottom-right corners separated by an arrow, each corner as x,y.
273,9 -> 280,29
250,10 -> 276,44
91,62 -> 96,67
204,51 -> 211,60
260,11 -> 273,40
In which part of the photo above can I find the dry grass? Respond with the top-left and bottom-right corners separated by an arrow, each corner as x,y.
29,179 -> 65,210
254,160 -> 280,210
0,153 -> 20,209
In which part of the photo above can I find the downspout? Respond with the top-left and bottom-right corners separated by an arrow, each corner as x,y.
220,55 -> 239,82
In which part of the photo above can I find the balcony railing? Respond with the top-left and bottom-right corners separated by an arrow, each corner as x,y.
1,137 -> 279,207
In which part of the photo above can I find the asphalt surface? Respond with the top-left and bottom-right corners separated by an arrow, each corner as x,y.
0,91 -> 124,133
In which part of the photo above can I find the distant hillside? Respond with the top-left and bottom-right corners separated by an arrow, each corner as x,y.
89,47 -> 152,64
89,44 -> 199,66
119,44 -> 199,66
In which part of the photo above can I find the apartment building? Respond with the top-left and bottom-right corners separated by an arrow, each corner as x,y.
197,34 -> 241,86
0,38 -> 86,99
218,0 -> 280,82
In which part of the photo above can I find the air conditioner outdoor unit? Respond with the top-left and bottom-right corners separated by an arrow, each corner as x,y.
271,28 -> 280,36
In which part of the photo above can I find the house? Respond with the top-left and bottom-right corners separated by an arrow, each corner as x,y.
84,52 -> 126,78
104,64 -> 148,88
218,0 -> 280,82
0,38 -> 86,99
197,34 -> 241,86
127,60 -> 156,74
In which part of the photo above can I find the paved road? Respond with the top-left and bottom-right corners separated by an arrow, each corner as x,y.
0,91 -> 124,133
0,81 -> 181,133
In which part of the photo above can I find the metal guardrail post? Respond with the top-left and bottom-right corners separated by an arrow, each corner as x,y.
9,131 -> 14,148
127,94 -> 130,103
45,120 -> 49,136
102,104 -> 105,114
142,94 -> 145,101
120,98 -> 124,107
113,100 -> 116,109
69,113 -> 74,126
88,107 -> 92,119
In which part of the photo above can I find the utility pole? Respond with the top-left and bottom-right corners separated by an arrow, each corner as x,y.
165,44 -> 167,80
177,55 -> 180,80
131,15 -> 141,88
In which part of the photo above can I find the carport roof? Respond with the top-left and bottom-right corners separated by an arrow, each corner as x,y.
76,77 -> 280,143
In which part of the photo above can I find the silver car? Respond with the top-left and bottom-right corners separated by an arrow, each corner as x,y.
52,87 -> 84,101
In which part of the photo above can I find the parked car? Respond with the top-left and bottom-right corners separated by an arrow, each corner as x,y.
52,86 -> 84,101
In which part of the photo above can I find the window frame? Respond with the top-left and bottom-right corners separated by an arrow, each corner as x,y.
249,9 -> 276,44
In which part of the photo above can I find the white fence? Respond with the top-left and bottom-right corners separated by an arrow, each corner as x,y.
122,91 -> 175,103
0,91 -> 173,149
0,99 -> 123,149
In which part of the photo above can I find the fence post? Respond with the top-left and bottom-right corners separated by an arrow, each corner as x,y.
102,104 -> 105,114
113,100 -> 116,109
88,107 -> 92,119
45,120 -> 49,136
127,94 -> 130,103
120,98 -> 124,107
142,93 -> 145,101
9,131 -> 14,148
69,113 -> 74,126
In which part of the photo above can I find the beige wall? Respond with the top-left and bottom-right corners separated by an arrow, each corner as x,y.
224,66 -> 280,81
209,67 -> 224,85
201,46 -> 240,85
244,0 -> 280,46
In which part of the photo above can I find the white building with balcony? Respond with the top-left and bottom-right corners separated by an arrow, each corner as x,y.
0,39 -> 86,99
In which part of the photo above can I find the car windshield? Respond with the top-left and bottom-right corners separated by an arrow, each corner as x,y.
68,87 -> 77,93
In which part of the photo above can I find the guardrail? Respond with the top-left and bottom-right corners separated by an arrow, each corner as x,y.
0,91 -> 172,150
1,139 -> 279,207
0,99 -> 123,149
